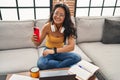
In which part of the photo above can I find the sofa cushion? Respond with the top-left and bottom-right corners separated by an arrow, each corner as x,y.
102,19 -> 120,44
78,42 -> 120,80
76,17 -> 104,43
0,48 -> 38,75
71,45 -> 92,62
38,47 -> 45,57
0,20 -> 35,50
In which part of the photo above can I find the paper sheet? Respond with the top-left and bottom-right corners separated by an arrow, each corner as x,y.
9,74 -> 39,80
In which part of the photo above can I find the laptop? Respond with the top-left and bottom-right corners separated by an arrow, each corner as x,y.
39,70 -> 76,80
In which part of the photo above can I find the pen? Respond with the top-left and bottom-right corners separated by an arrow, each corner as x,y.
79,65 -> 89,72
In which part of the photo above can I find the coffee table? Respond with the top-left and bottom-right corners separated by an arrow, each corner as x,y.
6,68 -> 98,80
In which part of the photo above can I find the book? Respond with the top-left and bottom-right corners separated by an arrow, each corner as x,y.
68,60 -> 99,80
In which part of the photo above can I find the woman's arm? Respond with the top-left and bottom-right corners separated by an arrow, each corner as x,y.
57,35 -> 75,53
43,35 -> 75,56
32,23 -> 49,47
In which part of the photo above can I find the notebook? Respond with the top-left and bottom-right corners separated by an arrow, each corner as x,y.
39,70 -> 76,80
68,60 -> 99,80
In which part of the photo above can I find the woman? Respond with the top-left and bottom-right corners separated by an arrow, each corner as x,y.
32,3 -> 81,70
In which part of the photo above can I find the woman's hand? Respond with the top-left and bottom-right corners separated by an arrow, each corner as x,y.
31,34 -> 40,46
43,49 -> 54,56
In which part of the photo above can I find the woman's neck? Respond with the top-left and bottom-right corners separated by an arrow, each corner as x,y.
55,24 -> 62,30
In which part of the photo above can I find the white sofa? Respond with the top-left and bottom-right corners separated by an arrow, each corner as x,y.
0,16 -> 120,80
75,16 -> 120,80
0,20 -> 38,75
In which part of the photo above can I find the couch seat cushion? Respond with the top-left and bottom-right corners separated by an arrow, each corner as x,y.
78,42 -> 120,80
71,45 -> 92,62
0,48 -> 38,75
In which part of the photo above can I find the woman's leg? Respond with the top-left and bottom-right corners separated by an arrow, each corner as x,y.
37,54 -> 60,70
37,47 -> 81,69
37,47 -> 60,70
54,52 -> 81,68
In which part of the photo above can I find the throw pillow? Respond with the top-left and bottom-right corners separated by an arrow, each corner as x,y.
102,19 -> 120,44
76,17 -> 104,43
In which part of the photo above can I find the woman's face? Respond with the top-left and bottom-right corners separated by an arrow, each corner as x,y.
53,7 -> 65,25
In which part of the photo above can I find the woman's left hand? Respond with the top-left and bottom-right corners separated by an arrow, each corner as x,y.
43,49 -> 54,56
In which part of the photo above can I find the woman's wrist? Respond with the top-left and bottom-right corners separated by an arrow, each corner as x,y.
53,47 -> 57,54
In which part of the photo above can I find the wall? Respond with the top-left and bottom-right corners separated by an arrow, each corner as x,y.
53,0 -> 75,16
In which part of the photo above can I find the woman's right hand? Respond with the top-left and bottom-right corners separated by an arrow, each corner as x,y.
31,34 -> 40,46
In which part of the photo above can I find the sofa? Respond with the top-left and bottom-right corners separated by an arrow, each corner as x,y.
0,16 -> 120,80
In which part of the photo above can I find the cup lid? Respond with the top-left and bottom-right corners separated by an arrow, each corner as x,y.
30,67 -> 39,72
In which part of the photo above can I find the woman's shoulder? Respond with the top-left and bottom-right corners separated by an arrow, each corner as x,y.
45,22 -> 51,26
42,22 -> 51,31
43,22 -> 51,28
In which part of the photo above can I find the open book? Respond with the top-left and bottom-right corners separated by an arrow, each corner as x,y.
68,60 -> 99,80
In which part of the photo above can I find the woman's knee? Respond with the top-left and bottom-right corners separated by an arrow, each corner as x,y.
71,53 -> 81,63
37,58 -> 48,70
